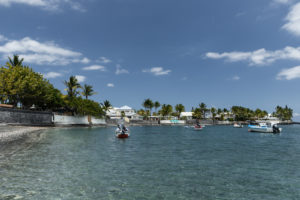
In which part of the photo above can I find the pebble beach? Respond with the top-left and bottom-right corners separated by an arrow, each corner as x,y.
0,125 -> 48,143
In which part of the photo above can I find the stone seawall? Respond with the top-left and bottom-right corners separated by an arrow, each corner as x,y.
0,107 -> 53,126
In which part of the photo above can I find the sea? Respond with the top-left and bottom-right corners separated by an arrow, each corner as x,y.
0,125 -> 299,200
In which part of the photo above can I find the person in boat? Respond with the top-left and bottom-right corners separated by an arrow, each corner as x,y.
117,124 -> 122,133
196,122 -> 201,128
122,125 -> 128,134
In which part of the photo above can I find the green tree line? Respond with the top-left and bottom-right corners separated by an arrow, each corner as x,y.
138,99 -> 293,121
0,55 -> 105,117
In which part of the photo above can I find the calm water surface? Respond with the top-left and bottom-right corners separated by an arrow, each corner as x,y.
0,125 -> 300,200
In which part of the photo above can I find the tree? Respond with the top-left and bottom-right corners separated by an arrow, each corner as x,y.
231,106 -> 255,121
254,108 -> 262,119
64,76 -> 81,99
142,98 -> 154,117
211,107 -> 216,122
102,100 -> 112,112
217,108 -> 222,115
160,104 -> 173,118
175,104 -> 185,118
154,101 -> 160,113
137,109 -> 149,119
199,102 -> 207,119
274,105 -> 293,121
192,108 -> 202,119
82,84 -> 96,99
0,62 -> 64,109
8,55 -> 24,67
69,97 -> 105,117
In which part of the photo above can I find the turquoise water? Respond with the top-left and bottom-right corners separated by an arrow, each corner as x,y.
0,125 -> 300,200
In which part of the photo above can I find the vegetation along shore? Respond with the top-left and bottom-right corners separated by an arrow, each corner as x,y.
0,55 -> 294,128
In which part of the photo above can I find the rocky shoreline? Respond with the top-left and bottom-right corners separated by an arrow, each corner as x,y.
0,126 -> 48,143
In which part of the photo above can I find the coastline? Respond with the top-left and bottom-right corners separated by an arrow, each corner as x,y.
0,125 -> 48,144
0,120 -> 295,143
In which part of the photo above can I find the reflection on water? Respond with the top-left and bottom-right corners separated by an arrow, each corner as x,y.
0,125 -> 300,200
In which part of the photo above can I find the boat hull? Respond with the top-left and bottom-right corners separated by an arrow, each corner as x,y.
116,133 -> 129,138
248,127 -> 282,133
233,125 -> 243,128
115,127 -> 130,138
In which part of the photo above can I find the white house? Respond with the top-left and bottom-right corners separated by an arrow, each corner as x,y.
180,112 -> 193,120
106,105 -> 142,120
262,114 -> 280,121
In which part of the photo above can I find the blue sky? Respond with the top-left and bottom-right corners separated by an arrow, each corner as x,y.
0,0 -> 300,119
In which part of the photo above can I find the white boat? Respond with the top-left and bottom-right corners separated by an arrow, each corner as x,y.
233,123 -> 243,128
115,125 -> 130,138
248,122 -> 282,133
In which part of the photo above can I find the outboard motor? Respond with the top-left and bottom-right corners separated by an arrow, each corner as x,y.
272,125 -> 280,134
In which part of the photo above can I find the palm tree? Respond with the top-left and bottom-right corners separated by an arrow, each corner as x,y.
175,104 -> 185,118
64,76 -> 81,98
160,104 -> 173,118
192,108 -> 202,119
154,101 -> 160,113
217,108 -> 222,115
102,100 -> 112,112
8,55 -> 24,66
82,84 -> 96,99
142,98 -> 154,117
211,107 -> 216,123
199,102 -> 207,119
255,108 -> 262,120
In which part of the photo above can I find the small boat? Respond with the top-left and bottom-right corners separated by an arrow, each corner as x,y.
194,124 -> 203,131
248,122 -> 282,134
115,125 -> 130,138
233,123 -> 243,128
116,132 -> 130,138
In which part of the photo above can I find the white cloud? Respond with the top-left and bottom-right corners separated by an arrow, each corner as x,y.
82,65 -> 106,71
232,75 -> 240,81
0,34 -> 8,42
43,71 -> 63,79
276,65 -> 300,80
107,83 -> 114,87
294,112 -> 300,117
142,67 -> 171,76
75,75 -> 86,83
81,57 -> 90,64
0,36 -> 89,66
206,46 -> 300,66
0,0 -> 85,12
115,64 -> 129,75
273,0 -> 293,5
97,56 -> 112,64
282,2 -> 300,36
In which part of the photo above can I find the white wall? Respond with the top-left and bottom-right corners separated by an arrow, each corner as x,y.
91,117 -> 106,125
160,120 -> 186,125
53,114 -> 106,126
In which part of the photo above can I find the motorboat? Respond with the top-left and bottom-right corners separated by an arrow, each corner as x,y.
116,132 -> 129,138
248,122 -> 282,133
233,123 -> 243,128
115,125 -> 130,138
194,124 -> 203,131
